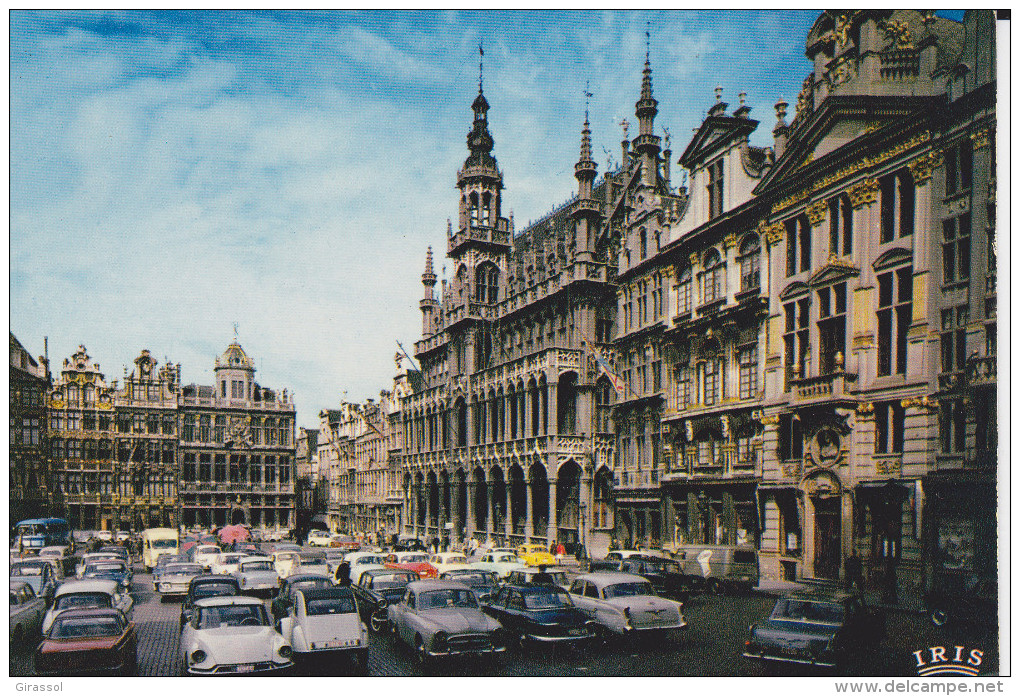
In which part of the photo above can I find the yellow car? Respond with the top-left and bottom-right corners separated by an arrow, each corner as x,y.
516,544 -> 557,567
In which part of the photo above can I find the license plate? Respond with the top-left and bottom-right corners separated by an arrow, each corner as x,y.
235,664 -> 255,673
160,584 -> 169,591
322,639 -> 354,649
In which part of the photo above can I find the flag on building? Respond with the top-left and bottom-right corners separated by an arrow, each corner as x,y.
594,354 -> 626,396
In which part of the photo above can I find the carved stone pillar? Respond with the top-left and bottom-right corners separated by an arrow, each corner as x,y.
525,477 -> 534,542
485,474 -> 494,544
466,480 -> 476,540
548,478 -> 558,544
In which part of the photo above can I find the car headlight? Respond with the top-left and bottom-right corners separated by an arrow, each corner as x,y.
190,649 -> 207,664
433,631 -> 448,651
277,645 -> 292,659
490,628 -> 507,647
240,577 -> 247,587
623,607 -> 633,629
376,598 -> 388,609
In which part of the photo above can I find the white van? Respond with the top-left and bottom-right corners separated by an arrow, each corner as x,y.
141,528 -> 180,570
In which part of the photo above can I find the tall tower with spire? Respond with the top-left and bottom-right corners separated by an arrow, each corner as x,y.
420,246 -> 439,336
571,87 -> 600,262
633,29 -> 662,187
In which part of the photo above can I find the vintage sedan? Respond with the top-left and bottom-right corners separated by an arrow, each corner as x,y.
180,576 -> 242,630
618,556 -> 700,599
210,552 -> 247,576
38,546 -> 72,579
295,551 -> 330,576
429,552 -> 471,575
307,530 -> 332,548
387,580 -> 506,666
483,583 -> 595,647
157,563 -> 205,599
180,596 -> 293,675
192,544 -> 222,571
323,549 -> 347,577
329,534 -> 361,552
505,566 -> 571,591
82,560 -> 131,593
273,550 -> 301,579
10,559 -> 58,606
352,568 -> 419,632
472,551 -> 527,580
278,588 -> 368,673
343,551 -> 388,584
385,552 -> 439,579
75,552 -> 122,578
439,569 -> 500,602
152,553 -> 184,585
568,572 -> 688,636
44,580 -> 134,634
516,544 -> 558,567
271,573 -> 334,625
35,608 -> 138,676
743,589 -> 885,669
10,582 -> 46,646
232,556 -> 280,594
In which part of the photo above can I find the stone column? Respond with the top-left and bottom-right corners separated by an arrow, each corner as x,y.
525,477 -> 534,542
438,477 -> 447,545
485,474 -> 494,544
504,483 -> 513,541
450,477 -> 461,547
548,478 -> 558,545
423,478 -> 432,537
466,479 -> 477,540
580,467 -> 593,549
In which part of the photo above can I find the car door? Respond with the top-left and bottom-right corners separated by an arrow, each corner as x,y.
482,586 -> 510,625
392,589 -> 413,645
569,580 -> 595,617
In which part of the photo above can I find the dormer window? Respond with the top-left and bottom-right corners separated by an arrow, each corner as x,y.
639,228 -> 647,260
707,159 -> 724,220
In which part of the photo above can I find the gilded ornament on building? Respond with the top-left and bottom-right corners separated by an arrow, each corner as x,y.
806,200 -> 828,226
855,401 -> 875,415
826,55 -> 855,88
881,19 -> 913,50
834,13 -> 854,47
761,222 -> 784,247
48,399 -> 65,409
875,457 -> 902,475
847,179 -> 879,208
723,232 -> 738,249
907,150 -> 943,184
795,76 -> 812,118
688,252 -> 699,267
970,128 -> 991,150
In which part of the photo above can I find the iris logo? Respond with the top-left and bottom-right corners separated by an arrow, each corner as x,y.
912,645 -> 983,676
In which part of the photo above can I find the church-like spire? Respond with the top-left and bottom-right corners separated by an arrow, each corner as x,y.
466,43 -> 495,166
634,25 -> 661,186
575,83 -> 597,199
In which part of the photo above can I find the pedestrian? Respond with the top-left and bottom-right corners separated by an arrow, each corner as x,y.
556,542 -> 566,559
336,560 -> 352,587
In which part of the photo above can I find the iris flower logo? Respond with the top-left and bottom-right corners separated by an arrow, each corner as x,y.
913,645 -> 983,676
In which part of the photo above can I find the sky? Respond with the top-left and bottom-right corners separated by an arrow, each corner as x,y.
10,10 -> 957,429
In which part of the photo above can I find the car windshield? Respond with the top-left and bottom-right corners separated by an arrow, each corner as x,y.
523,590 -> 573,609
52,615 -> 122,638
603,582 -> 653,599
241,561 -> 273,572
299,554 -> 326,563
401,554 -> 428,563
372,573 -> 416,589
197,604 -> 268,629
306,596 -> 357,616
419,589 -> 478,609
194,583 -> 238,600
354,555 -> 384,565
166,564 -> 202,575
151,539 -> 177,549
446,572 -> 491,586
292,579 -> 331,594
771,599 -> 845,624
442,556 -> 467,564
219,554 -> 244,563
10,565 -> 43,576
55,593 -> 112,610
277,553 -> 298,561
495,555 -> 518,563
197,546 -> 219,554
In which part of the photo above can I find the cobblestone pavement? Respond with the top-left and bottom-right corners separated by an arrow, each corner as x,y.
11,557 -> 999,677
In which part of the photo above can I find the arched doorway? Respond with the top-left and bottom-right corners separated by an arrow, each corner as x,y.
555,460 -> 582,545
472,466 -> 488,535
230,507 -> 247,525
489,466 -> 506,542
509,464 -> 526,537
529,463 -> 549,538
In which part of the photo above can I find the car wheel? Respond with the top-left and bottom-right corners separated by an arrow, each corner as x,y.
931,607 -> 949,627
415,635 -> 431,669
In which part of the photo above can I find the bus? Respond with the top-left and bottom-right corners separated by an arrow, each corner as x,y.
14,518 -> 73,554
141,528 -> 180,570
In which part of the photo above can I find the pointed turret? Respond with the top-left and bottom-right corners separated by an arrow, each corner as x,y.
420,246 -> 440,336
633,34 -> 662,186
571,97 -> 601,261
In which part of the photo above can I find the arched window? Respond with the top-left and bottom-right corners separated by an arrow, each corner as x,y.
475,263 -> 499,303
677,266 -> 692,315
482,191 -> 492,226
639,228 -> 648,260
470,192 -> 479,225
738,234 -> 761,291
701,249 -> 724,303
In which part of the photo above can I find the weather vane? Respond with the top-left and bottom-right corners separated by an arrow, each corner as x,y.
584,80 -> 593,117
232,322 -> 238,340
479,41 -> 484,91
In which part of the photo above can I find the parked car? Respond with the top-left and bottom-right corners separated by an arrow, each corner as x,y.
273,550 -> 301,579
429,552 -> 471,575
35,608 -> 138,676
38,546 -> 72,579
387,580 -> 506,666
152,554 -> 184,585
277,588 -> 368,673
232,556 -> 280,594
179,575 -> 242,630
505,566 -> 571,591
743,589 -> 886,669
583,548 -> 662,573
483,583 -> 595,648
76,552 -> 122,579
157,563 -> 205,599
295,551 -> 330,576
352,568 -> 419,632
192,544 -> 223,571
472,551 -> 527,580
10,559 -> 58,607
116,531 -> 131,542
516,544 -> 557,567
567,572 -> 688,637
392,536 -> 426,552
81,560 -> 132,593
95,531 -> 113,543
672,544 -> 760,594
44,580 -> 134,634
180,595 -> 293,675
99,544 -> 131,566
385,552 -> 439,579
618,556 -> 701,599
343,551 -> 389,584
439,569 -> 500,602
323,549 -> 346,576
210,552 -> 247,576
924,575 -> 997,628
271,573 -> 334,625
10,582 -> 46,646
330,535 -> 361,552
307,531 -> 332,548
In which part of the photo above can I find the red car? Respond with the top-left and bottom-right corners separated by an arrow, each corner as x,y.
35,608 -> 138,676
329,534 -> 361,552
384,552 -> 438,579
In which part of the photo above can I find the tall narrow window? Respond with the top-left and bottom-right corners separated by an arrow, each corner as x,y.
877,266 -> 913,376
945,138 -> 973,196
778,414 -> 803,461
942,213 -> 971,283
786,215 -> 810,275
703,358 -> 722,406
677,267 -> 692,315
738,344 -> 758,399
639,228 -> 647,260
940,306 -> 968,374
707,159 -> 724,219
880,170 -> 915,241
738,235 -> 761,291
675,364 -> 692,408
701,249 -> 724,303
799,214 -> 811,272
829,193 -> 853,256
874,401 -> 905,453
783,298 -> 810,387
817,283 -> 847,375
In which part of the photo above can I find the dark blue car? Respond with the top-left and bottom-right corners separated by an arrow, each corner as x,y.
81,561 -> 132,593
482,583 -> 595,648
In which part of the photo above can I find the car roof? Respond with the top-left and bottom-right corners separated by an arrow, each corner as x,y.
364,567 -> 414,577
298,587 -> 354,602
50,608 -> 124,621
56,579 -> 119,595
784,588 -> 856,602
573,572 -> 650,585
408,579 -> 471,591
12,559 -> 49,567
512,566 -> 567,574
238,555 -> 273,563
193,595 -> 265,608
190,575 -> 239,587
285,573 -> 332,583
506,582 -> 569,592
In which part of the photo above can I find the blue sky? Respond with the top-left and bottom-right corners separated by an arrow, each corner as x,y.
10,10 -> 900,427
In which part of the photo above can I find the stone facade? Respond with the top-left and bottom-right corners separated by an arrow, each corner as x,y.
10,334 -> 51,523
